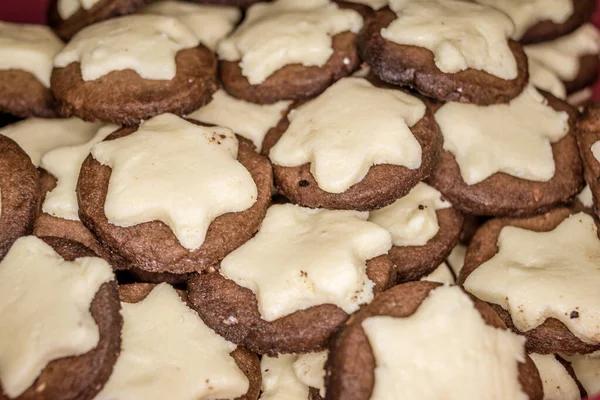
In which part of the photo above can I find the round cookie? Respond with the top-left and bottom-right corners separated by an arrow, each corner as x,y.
51,15 -> 218,126
460,208 -> 600,355
475,0 -> 596,44
0,136 -> 39,260
357,3 -> 529,105
264,77 -> 442,211
217,0 -> 363,104
325,282 -> 543,400
48,0 -> 150,40
77,114 -> 272,274
260,352 -> 327,400
97,283 -> 261,400
428,86 -> 583,217
0,236 -> 121,400
525,24 -> 600,95
368,182 -> 463,283
187,204 -> 395,355
577,104 -> 600,218
0,22 -> 62,118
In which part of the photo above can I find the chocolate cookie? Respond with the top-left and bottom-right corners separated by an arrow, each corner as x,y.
187,255 -> 394,356
0,236 -> 122,400
576,104 -> 600,220
105,283 -> 260,400
263,79 -> 442,211
460,208 -> 600,355
428,91 -> 583,217
77,119 -> 272,274
51,15 -> 218,126
325,282 -> 543,400
0,22 -> 63,118
518,0 -> 597,44
358,7 -> 529,105
0,135 -> 39,260
48,0 -> 151,40
218,0 -> 363,104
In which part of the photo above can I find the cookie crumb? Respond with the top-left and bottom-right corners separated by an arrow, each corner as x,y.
299,180 -> 310,187
418,204 -> 425,210
570,311 -> 580,319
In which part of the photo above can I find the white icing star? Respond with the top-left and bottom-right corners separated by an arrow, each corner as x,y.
464,213 -> 600,344
220,204 -> 392,321
91,114 -> 257,251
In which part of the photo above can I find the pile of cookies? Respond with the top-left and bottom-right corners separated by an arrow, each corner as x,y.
0,0 -> 600,399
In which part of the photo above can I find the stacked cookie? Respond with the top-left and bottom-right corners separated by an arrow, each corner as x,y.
0,0 -> 599,399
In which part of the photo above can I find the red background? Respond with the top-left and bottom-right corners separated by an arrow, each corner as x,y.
0,2 -> 599,399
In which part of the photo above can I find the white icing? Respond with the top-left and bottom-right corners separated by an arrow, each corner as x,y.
0,118 -> 100,167
142,1 -> 241,51
269,77 -> 425,193
53,15 -> 199,81
95,283 -> 248,400
91,113 -> 257,251
591,140 -> 600,163
530,354 -> 580,400
447,244 -> 467,277
578,185 -> 594,208
361,285 -> 528,400
57,0 -> 102,20
475,0 -> 573,40
464,213 -> 600,344
0,236 -> 113,398
525,24 -> 600,82
564,353 -> 600,396
345,0 -> 388,9
382,0 -> 517,80
217,0 -> 363,84
528,57 -> 567,99
369,182 -> 451,247
0,22 -> 63,88
260,352 -> 327,400
260,355 -> 308,400
293,352 -> 327,397
187,89 -> 290,151
220,204 -> 392,321
421,262 -> 455,285
41,124 -> 118,221
435,84 -> 569,185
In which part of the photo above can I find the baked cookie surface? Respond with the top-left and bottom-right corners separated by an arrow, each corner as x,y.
51,15 -> 218,125
0,236 -> 121,400
461,208 -> 600,355
358,2 -> 529,105
326,282 -> 543,400
428,86 -> 583,217
77,114 -> 272,274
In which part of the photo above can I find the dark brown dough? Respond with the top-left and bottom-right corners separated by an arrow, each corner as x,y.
48,0 -> 151,41
325,281 -> 543,400
0,237 -> 122,400
459,208 -> 600,355
0,135 -> 39,260
77,124 -> 273,274
0,70 -> 56,118
118,283 -> 261,400
187,255 -> 395,356
428,93 -> 584,217
358,7 -> 529,105
51,46 -> 218,126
